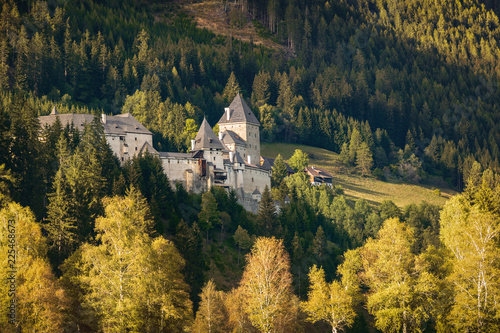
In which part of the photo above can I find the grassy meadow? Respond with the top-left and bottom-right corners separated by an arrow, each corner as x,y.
261,143 -> 457,207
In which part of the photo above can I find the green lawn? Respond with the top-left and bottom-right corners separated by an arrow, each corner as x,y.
261,142 -> 457,208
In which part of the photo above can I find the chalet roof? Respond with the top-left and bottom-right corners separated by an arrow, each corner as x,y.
304,166 -> 333,179
220,130 -> 246,146
193,117 -> 225,150
218,93 -> 260,126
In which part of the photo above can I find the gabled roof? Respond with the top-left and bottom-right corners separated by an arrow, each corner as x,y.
38,112 -> 152,136
193,117 -> 225,150
218,93 -> 260,126
104,113 -> 152,135
304,166 -> 333,179
252,188 -> 261,195
139,141 -> 158,155
234,150 -> 245,164
220,130 -> 246,146
39,113 -> 95,132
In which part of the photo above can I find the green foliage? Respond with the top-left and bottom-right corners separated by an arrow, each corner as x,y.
301,265 -> 357,332
199,191 -> 220,241
222,72 -> 240,103
440,181 -> 500,332
271,153 -> 288,188
257,185 -> 279,236
240,237 -> 299,332
0,202 -> 67,332
71,188 -> 193,332
360,218 -> 440,333
288,149 -> 309,172
192,280 -> 229,333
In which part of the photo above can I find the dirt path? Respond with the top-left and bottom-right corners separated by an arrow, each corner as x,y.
180,0 -> 287,52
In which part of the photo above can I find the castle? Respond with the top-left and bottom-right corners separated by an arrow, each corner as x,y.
156,94 -> 271,211
39,94 -> 271,212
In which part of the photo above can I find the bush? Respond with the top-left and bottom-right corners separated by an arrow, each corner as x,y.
373,168 -> 385,181
433,188 -> 441,197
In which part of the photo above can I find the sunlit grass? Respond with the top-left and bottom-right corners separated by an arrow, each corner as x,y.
262,142 -> 457,207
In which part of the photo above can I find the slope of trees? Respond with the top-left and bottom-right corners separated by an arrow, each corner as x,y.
1,0 -> 500,187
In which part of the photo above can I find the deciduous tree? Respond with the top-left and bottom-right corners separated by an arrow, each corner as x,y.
288,149 -> 309,172
76,188 -> 192,332
301,265 -> 356,333
0,202 -> 67,332
240,237 -> 298,333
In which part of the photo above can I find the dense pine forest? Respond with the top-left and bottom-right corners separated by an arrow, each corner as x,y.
1,0 -> 500,332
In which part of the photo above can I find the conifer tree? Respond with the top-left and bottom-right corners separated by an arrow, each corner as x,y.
251,70 -> 271,107
198,191 -> 220,242
223,71 -> 240,102
257,185 -> 278,236
356,141 -> 373,176
271,154 -> 288,188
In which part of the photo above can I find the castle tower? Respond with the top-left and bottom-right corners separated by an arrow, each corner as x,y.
217,93 -> 261,166
192,117 -> 225,170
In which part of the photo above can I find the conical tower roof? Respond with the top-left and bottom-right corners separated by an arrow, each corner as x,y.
50,105 -> 58,115
193,117 -> 225,150
218,93 -> 260,125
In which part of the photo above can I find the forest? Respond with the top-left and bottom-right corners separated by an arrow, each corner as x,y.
1,0 -> 500,332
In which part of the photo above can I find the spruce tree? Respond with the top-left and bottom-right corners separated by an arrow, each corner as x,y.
356,141 -> 373,176
198,191 -> 220,242
257,185 -> 278,236
271,154 -> 288,188
222,72 -> 240,103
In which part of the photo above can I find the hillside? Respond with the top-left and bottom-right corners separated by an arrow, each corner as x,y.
262,142 -> 456,207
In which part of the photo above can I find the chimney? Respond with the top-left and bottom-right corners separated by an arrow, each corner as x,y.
101,114 -> 107,124
225,107 -> 231,121
191,140 -> 196,151
218,131 -> 223,140
247,155 -> 251,164
229,151 -> 234,162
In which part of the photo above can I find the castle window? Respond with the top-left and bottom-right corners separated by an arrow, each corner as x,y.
252,178 -> 254,182
120,136 -> 125,141
135,147 -> 137,151
135,137 -> 137,141
214,157 -> 216,161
